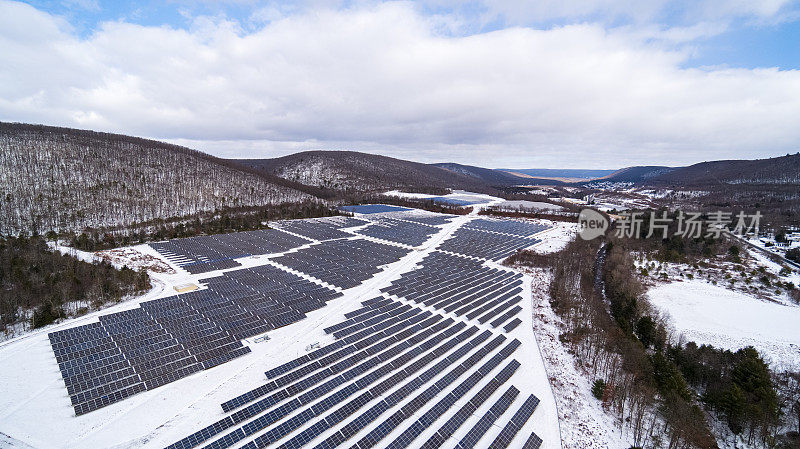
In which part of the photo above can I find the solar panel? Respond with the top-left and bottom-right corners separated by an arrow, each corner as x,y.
457,386 -> 520,449
381,251 -> 523,320
50,212 -> 549,448
489,394 -> 541,449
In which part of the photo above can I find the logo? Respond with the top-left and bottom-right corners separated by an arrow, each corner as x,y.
578,209 -> 608,240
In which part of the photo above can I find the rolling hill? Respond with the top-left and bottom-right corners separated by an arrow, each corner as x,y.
646,154 -> 800,186
498,168 -> 616,181
432,162 -> 556,185
594,166 -> 677,183
0,122 -> 313,235
4,121 -> 796,238
235,151 -> 493,193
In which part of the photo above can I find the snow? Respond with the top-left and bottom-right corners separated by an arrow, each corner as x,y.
383,189 -> 504,207
527,269 -> 634,449
47,241 -> 100,264
96,246 -> 176,274
647,280 -> 800,369
526,221 -> 577,254
744,234 -> 800,268
383,190 -> 437,199
0,208 -> 562,449
522,188 -> 555,196
492,200 -> 566,211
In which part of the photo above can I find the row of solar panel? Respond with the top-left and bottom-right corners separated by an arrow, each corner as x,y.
416,358 -> 520,449
355,218 -> 440,247
437,227 -> 542,261
464,218 -> 549,238
376,341 -> 522,449
270,217 -> 369,242
488,393 -> 542,449
150,228 -> 311,274
169,297 -> 540,449
262,298 -> 414,383
228,323 -> 495,449
272,239 -> 410,289
322,298 -> 399,335
167,307 -> 460,449
382,251 -> 524,330
274,335 -> 512,449
395,215 -> 455,226
50,264 -> 343,415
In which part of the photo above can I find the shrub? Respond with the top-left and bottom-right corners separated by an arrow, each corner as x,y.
31,303 -> 63,329
635,316 -> 657,349
592,379 -> 607,400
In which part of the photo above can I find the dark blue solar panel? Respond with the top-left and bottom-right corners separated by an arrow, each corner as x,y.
338,204 -> 413,214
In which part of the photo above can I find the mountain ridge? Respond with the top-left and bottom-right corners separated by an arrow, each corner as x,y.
0,122 -> 314,234
3,121 -> 798,238
235,151 -> 494,193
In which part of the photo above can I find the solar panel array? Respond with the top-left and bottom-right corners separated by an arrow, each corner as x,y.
398,215 -> 455,226
464,219 -> 549,238
456,385 -> 518,449
356,218 -> 440,247
49,265 -> 342,416
489,394 -> 541,449
382,251 -> 523,329
338,205 -> 414,214
150,229 -> 311,274
437,228 -> 541,261
431,197 -> 485,206
166,297 -> 541,449
272,239 -> 410,289
50,212 -> 552,445
270,217 -> 369,242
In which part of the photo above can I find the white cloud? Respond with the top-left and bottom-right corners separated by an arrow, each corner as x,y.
0,0 -> 799,168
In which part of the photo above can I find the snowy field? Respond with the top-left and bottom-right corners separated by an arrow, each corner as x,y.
648,280 -> 800,369
525,221 -> 576,255
0,209 -> 560,449
383,189 -> 504,207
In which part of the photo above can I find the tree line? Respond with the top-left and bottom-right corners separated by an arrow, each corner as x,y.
61,201 -> 337,251
507,227 -> 796,447
1,234 -> 151,336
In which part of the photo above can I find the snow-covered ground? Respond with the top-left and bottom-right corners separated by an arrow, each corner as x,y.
0,208 -> 560,449
527,270 -> 632,448
744,234 -> 800,263
383,189 -> 503,207
648,280 -> 800,369
526,221 -> 577,254
491,200 -> 565,212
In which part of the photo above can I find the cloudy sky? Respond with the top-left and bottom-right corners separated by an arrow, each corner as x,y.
1,0 -> 799,169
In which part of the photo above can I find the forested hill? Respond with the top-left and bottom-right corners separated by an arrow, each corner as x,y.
646,153 -> 800,186
596,154 -> 800,186
235,151 -> 490,194
432,162 -> 540,185
0,123 -> 313,235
